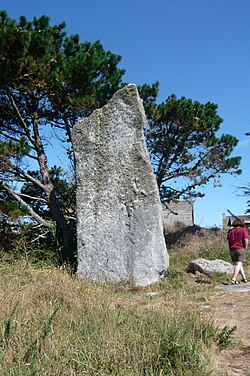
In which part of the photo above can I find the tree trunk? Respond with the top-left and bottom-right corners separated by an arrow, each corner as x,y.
48,188 -> 76,265
35,128 -> 76,265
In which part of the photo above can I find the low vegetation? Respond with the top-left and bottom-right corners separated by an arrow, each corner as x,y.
0,226 -> 248,375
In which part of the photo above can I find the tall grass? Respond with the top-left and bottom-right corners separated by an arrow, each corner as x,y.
166,226 -> 244,268
0,260 -> 233,375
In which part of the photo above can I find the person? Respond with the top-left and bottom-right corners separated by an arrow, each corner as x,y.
227,219 -> 249,285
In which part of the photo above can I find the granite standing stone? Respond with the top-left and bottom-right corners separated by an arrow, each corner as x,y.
72,84 -> 169,286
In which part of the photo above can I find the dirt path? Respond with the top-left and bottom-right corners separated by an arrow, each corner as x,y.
200,285 -> 250,376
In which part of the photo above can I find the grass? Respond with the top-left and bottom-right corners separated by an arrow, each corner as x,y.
0,226 -> 245,375
0,271 -> 233,374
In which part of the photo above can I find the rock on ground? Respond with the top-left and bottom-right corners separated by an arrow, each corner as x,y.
188,258 -> 233,275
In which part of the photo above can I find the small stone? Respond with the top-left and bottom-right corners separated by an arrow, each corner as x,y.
146,292 -> 159,297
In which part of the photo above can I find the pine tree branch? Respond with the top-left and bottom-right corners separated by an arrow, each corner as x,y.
31,230 -> 51,243
11,164 -> 46,191
0,181 -> 51,229
0,131 -> 24,145
0,126 -> 32,141
0,132 -> 38,161
227,209 -> 240,220
7,91 -> 38,148
19,193 -> 47,203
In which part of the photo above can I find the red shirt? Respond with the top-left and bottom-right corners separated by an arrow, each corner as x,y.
227,226 -> 248,250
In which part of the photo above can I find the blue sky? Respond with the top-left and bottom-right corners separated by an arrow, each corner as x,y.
1,0 -> 250,227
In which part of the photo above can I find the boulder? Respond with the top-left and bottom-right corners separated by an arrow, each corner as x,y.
188,258 -> 233,275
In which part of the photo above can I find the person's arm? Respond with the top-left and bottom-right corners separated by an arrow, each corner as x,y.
244,237 -> 248,250
243,228 -> 249,250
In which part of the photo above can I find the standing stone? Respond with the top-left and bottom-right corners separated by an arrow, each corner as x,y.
72,84 -> 168,286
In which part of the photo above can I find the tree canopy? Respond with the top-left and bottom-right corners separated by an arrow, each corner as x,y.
144,92 -> 241,201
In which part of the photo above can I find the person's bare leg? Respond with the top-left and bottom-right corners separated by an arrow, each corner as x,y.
239,264 -> 247,281
231,261 -> 242,282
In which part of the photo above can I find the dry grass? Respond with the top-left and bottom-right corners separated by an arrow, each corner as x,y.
0,227 -> 242,375
167,226 -> 250,278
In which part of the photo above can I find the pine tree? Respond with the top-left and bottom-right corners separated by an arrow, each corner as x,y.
144,94 -> 241,201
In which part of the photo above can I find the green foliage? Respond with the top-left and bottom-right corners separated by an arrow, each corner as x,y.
0,188 -> 27,221
146,312 -> 231,375
138,81 -> 159,117
0,10 -> 125,132
197,241 -> 230,262
164,267 -> 186,289
144,94 -> 241,200
216,325 -> 237,349
0,187 -> 31,255
0,209 -> 58,266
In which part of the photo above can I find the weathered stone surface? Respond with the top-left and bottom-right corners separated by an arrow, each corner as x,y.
188,258 -> 233,275
72,84 -> 168,286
